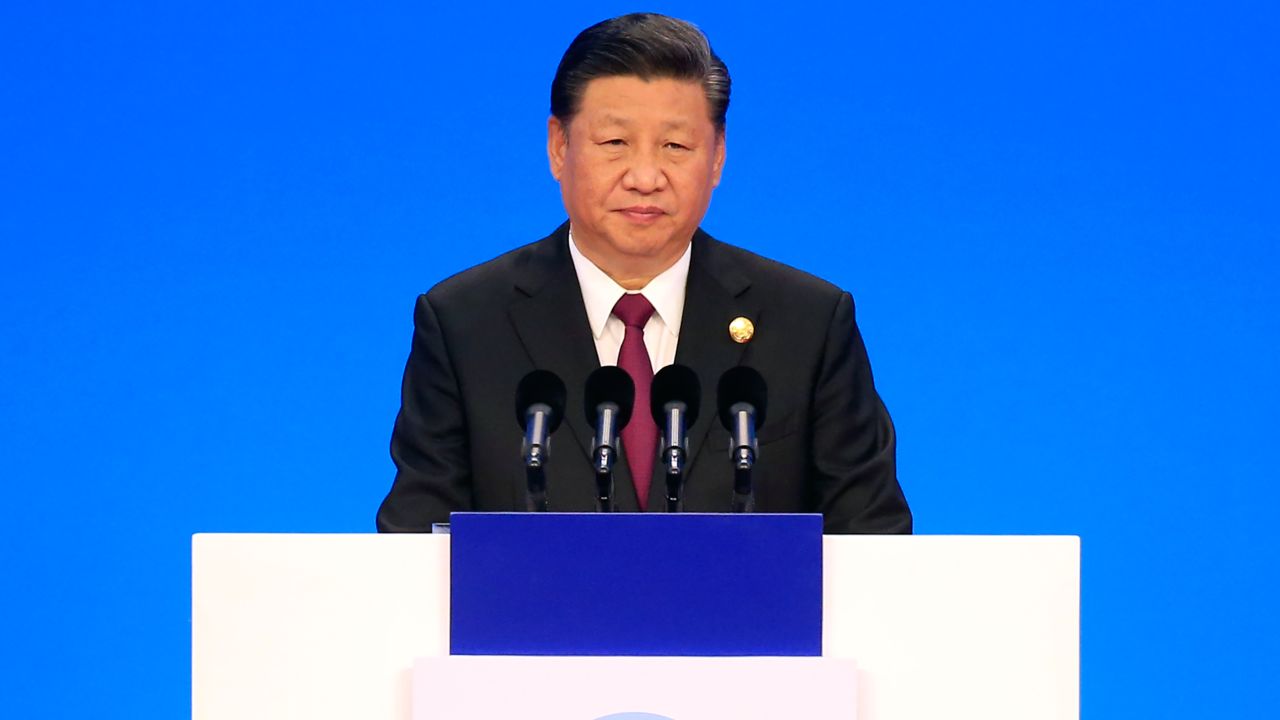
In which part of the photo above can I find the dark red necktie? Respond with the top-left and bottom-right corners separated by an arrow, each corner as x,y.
612,293 -> 657,510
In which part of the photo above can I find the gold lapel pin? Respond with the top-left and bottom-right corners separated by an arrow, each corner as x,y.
728,316 -> 755,344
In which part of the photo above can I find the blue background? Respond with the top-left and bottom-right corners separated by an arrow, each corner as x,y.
1,1 -> 1276,717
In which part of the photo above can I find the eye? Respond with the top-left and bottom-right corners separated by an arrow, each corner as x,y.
600,139 -> 626,147
665,142 -> 689,151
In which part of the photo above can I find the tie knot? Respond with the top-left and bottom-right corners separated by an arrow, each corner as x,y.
612,293 -> 655,329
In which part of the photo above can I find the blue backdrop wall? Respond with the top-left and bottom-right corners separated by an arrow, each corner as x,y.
2,1 -> 1277,717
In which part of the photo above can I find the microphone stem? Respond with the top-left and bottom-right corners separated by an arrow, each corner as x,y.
732,446 -> 754,513
595,465 -> 614,513
592,406 -> 620,512
525,464 -> 548,512
593,435 -> 617,512
663,405 -> 688,512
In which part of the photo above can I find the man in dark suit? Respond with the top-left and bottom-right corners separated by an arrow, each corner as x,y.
377,13 -> 911,534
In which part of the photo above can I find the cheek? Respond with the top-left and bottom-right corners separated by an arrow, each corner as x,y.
671,167 -> 713,199
570,168 -> 619,208
567,175 -> 605,206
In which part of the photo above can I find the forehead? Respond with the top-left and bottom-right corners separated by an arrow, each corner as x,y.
575,75 -> 714,131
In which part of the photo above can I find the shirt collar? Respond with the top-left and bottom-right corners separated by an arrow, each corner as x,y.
568,228 -> 691,340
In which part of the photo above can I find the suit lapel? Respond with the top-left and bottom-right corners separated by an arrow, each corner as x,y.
508,224 -> 600,463
660,230 -> 757,508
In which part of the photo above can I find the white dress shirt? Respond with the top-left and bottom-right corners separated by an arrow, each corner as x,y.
568,229 -> 690,371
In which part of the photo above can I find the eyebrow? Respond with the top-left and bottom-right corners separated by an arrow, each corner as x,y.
597,114 -> 691,130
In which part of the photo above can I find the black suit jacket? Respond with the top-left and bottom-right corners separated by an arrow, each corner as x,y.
377,223 -> 911,533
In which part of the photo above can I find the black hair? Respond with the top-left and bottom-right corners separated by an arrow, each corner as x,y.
550,13 -> 731,132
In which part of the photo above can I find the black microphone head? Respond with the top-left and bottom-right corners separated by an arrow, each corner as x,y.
514,370 -> 567,432
584,365 -> 635,428
717,366 -> 768,430
650,364 -> 701,425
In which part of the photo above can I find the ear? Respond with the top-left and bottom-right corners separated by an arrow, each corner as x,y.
711,130 -> 727,187
547,116 -> 568,181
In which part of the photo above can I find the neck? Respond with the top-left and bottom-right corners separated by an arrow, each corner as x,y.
611,272 -> 656,291
570,234 -> 689,292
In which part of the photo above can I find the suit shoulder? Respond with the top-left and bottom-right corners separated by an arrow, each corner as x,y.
423,241 -> 531,303
703,235 -> 848,302
420,224 -> 568,308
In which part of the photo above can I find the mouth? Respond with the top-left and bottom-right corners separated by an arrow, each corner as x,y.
616,206 -> 667,224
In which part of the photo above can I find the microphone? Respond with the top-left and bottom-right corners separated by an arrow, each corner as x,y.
650,364 -> 701,513
716,366 -> 768,513
583,366 -> 635,512
514,369 -> 567,512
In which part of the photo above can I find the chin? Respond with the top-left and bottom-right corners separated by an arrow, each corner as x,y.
611,233 -> 677,258
611,223 -> 680,247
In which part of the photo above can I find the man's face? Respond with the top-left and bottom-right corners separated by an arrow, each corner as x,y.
548,75 -> 725,286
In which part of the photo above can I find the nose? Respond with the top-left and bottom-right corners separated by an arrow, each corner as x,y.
621,149 -> 667,194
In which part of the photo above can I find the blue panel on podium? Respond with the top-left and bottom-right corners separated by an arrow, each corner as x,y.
449,512 -> 823,656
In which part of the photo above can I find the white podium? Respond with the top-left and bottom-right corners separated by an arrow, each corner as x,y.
192,534 -> 1078,720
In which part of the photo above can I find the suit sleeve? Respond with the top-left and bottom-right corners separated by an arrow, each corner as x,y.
376,293 -> 472,532
809,292 -> 912,534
